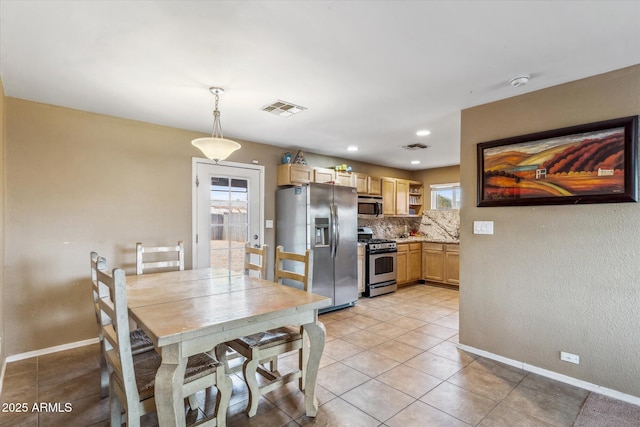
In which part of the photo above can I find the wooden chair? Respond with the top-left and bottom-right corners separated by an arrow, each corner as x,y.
219,245 -> 312,417
244,242 -> 268,278
136,241 -> 184,275
90,252 -> 153,398
94,257 -> 231,427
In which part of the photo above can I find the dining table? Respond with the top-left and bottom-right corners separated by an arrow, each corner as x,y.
126,268 -> 331,427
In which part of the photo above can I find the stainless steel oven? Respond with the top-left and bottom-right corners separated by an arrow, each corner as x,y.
358,227 -> 398,297
358,196 -> 383,219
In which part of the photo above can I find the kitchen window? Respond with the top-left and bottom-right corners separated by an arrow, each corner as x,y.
430,182 -> 461,210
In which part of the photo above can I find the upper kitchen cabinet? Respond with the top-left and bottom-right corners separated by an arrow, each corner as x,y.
382,178 -> 397,215
382,178 -> 422,216
396,179 -> 410,215
354,173 -> 368,194
313,167 -> 335,184
368,176 -> 382,195
335,171 -> 354,187
409,181 -> 423,216
277,164 -> 313,186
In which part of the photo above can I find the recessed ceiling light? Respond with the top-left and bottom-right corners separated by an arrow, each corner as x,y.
416,130 -> 431,136
411,160 -> 421,165
347,146 -> 359,152
509,75 -> 530,87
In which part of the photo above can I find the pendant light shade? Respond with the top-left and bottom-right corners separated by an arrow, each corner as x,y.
191,87 -> 241,162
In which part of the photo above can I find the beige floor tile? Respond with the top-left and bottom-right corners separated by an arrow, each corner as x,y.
448,365 -> 519,402
386,400 -> 470,427
268,383 -> 336,419
341,379 -> 414,422
375,364 -> 443,398
317,363 -> 370,396
467,357 -> 527,384
384,304 -> 425,316
403,309 -> 446,323
322,338 -> 365,361
428,341 -> 477,365
394,330 -> 443,351
361,309 -> 403,323
320,309 -> 357,322
369,339 -> 424,363
296,397 -> 380,426
414,323 -> 458,340
405,352 -> 464,380
479,403 -> 556,427
341,350 -> 399,378
347,314 -> 382,329
366,323 -> 409,339
387,316 -> 427,330
431,314 -> 459,330
341,329 -> 389,349
420,381 -> 497,425
324,320 -> 362,337
500,381 -> 587,427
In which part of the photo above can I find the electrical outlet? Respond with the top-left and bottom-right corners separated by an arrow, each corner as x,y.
560,351 -> 580,364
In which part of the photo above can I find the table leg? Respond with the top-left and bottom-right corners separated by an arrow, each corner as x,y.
302,320 -> 326,417
155,344 -> 187,427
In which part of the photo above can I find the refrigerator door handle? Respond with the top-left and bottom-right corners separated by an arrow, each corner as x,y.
330,204 -> 337,257
334,204 -> 340,256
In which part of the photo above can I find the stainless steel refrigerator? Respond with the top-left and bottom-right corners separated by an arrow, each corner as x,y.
276,183 -> 358,312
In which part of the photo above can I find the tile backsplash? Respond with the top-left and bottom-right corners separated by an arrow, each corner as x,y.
359,209 -> 460,242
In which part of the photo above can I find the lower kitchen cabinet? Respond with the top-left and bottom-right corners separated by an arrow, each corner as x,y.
422,242 -> 459,286
397,244 -> 408,284
397,242 -> 422,286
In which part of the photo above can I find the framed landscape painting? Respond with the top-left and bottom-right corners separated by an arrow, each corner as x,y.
477,116 -> 638,207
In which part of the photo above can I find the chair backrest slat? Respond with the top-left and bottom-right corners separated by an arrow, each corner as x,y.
136,241 -> 184,275
244,243 -> 268,278
95,262 -> 140,403
274,245 -> 312,292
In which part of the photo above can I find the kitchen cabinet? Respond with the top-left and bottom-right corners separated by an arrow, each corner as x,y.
277,164 -> 313,186
396,179 -> 410,215
444,244 -> 460,285
382,178 -> 396,215
354,173 -> 368,194
357,243 -> 365,294
368,176 -> 382,196
396,242 -> 422,286
409,182 -> 423,216
422,242 -> 459,286
396,243 -> 408,284
335,171 -> 353,187
313,167 -> 335,184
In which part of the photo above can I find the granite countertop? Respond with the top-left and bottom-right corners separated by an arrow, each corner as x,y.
394,236 -> 460,244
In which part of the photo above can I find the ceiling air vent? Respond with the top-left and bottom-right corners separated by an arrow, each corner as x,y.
402,143 -> 429,150
262,100 -> 306,117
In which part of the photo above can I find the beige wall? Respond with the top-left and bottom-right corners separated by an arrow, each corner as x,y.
459,65 -> 640,397
3,97 -> 413,355
0,79 -> 6,365
413,165 -> 460,189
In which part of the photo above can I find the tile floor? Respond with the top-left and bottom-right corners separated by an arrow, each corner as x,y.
0,284 -> 623,426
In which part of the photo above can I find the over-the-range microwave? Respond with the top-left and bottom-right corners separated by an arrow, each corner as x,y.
358,195 -> 383,219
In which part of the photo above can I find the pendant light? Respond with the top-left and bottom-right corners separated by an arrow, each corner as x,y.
191,87 -> 241,162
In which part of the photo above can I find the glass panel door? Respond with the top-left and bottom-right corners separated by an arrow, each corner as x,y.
194,161 -> 263,276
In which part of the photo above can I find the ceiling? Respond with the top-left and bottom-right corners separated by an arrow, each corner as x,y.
1,1 -> 639,170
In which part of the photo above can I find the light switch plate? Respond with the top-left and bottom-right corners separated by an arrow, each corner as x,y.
473,221 -> 494,235
265,220 -> 274,229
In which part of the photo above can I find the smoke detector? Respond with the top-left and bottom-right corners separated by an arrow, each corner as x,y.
509,75 -> 530,88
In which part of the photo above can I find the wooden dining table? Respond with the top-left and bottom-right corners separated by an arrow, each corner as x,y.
126,268 -> 331,427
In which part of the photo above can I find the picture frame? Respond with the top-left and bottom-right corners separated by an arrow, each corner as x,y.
477,116 -> 638,207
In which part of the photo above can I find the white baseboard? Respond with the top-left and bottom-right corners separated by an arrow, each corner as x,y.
5,337 -> 99,363
457,343 -> 640,407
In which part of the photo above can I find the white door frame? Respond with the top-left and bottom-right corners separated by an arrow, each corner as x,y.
191,158 -> 265,269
